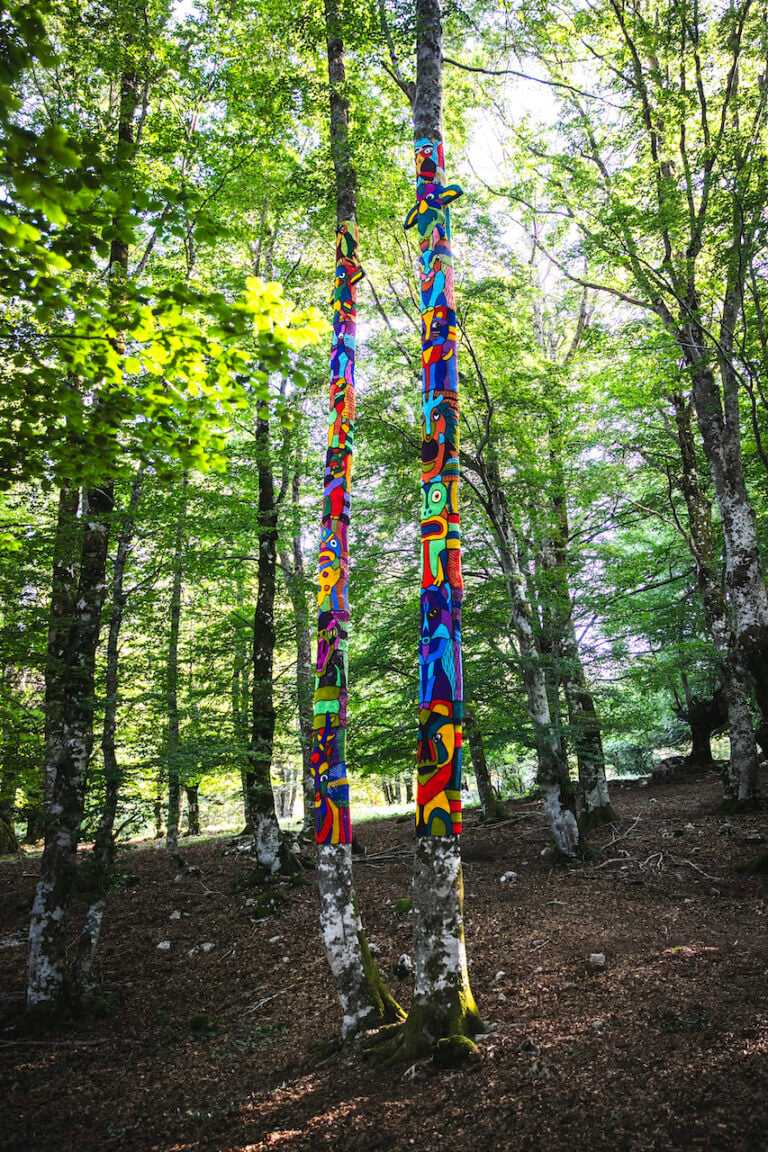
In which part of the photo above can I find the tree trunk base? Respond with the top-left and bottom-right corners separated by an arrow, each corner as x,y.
579,803 -> 619,834
317,843 -> 403,1038
479,797 -> 507,823
365,986 -> 483,1067
0,816 -> 19,854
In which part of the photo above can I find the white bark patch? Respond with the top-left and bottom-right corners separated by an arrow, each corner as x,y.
317,843 -> 377,1037
252,812 -> 281,873
541,783 -> 579,857
412,837 -> 470,999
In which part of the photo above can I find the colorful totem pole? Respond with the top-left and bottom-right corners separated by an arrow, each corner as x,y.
405,138 -> 464,838
312,220 -> 364,845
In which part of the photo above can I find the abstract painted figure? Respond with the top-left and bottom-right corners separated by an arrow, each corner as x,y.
312,221 -> 364,845
405,137 -> 464,838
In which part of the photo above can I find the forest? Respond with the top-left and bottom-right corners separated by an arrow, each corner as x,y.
1,0 -> 767,1147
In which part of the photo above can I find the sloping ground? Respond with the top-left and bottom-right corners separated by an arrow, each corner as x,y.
1,772 -> 767,1152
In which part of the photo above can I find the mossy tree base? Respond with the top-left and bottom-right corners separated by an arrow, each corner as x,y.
366,984 -> 482,1067
0,816 -> 19,854
367,837 -> 482,1066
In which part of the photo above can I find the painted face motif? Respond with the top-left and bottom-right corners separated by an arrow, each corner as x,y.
422,480 -> 447,520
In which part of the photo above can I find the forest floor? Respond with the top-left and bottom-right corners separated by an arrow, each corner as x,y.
2,771 -> 768,1152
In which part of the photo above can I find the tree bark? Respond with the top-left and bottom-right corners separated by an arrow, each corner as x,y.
372,0 -> 482,1063
313,0 -> 402,1039
672,390 -> 759,802
279,439 -> 315,837
43,480 -> 82,811
74,474 -> 143,1000
184,783 -> 200,835
544,432 -> 615,829
246,410 -> 285,870
165,475 -> 187,861
27,482 -> 114,1010
464,708 -> 505,821
481,464 -> 581,856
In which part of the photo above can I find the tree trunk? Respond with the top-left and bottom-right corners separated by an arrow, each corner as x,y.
313,0 -> 402,1039
185,784 -> 200,835
464,709 -> 505,821
374,0 -> 482,1063
165,475 -> 187,862
483,472 -> 581,857
683,327 -> 768,740
672,390 -> 759,803
43,480 -> 82,812
27,482 -> 114,1011
74,474 -> 143,1001
279,439 -> 315,838
246,409 -> 285,871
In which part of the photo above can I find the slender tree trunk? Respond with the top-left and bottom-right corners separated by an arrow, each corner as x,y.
464,709 -> 505,821
74,474 -> 143,1000
43,480 -> 82,811
165,475 -> 187,861
314,0 -> 402,1038
545,441 -> 615,829
1,669 -> 21,853
246,411 -> 285,871
483,470 -> 581,856
672,390 -> 759,803
279,441 -> 315,838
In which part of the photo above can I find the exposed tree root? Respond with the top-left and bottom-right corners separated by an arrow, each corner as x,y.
364,988 -> 482,1068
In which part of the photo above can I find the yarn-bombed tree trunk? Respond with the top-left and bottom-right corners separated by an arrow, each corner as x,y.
373,0 -> 481,1065
313,1 -> 402,1038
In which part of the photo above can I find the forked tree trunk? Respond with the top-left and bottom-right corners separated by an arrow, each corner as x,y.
75,474 -> 143,1001
27,54 -> 140,1009
314,0 -> 402,1038
27,482 -> 114,1010
43,480 -> 82,811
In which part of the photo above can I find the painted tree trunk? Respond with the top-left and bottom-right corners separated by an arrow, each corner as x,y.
27,483 -> 114,1010
313,0 -> 402,1039
464,709 -> 505,821
165,476 -> 187,861
75,475 -> 143,1000
247,411 -> 285,871
381,0 -> 481,1059
672,390 -> 759,802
